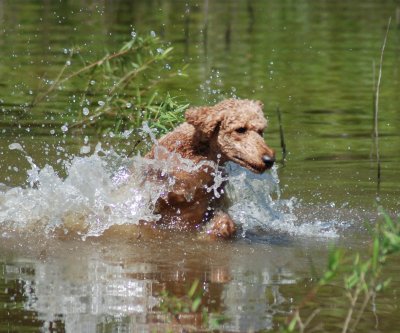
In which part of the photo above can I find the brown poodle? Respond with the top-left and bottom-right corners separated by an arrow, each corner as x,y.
146,99 -> 275,239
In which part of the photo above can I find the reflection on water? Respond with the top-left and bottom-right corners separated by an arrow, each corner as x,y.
0,235 -> 314,332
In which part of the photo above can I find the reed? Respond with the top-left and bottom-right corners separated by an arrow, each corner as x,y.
247,0 -> 255,33
276,106 -> 287,163
372,17 -> 391,191
184,3 -> 191,56
282,210 -> 400,333
283,18 -> 395,333
203,0 -> 209,55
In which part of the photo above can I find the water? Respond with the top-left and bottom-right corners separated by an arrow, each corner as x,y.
1,0 -> 400,332
0,130 -> 321,239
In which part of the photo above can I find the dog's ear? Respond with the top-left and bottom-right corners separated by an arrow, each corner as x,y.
185,106 -> 224,139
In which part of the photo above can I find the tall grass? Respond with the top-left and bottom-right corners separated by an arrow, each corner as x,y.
282,210 -> 400,333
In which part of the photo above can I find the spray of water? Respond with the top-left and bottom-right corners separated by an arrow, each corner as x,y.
0,125 -> 350,240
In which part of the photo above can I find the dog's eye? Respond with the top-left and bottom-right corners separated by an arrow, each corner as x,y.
235,127 -> 247,134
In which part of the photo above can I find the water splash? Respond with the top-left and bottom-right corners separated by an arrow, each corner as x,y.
0,127 -> 350,240
225,163 -> 348,238
0,143 -> 167,237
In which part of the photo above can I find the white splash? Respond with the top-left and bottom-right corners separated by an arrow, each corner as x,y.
0,144 -> 169,237
225,163 -> 343,238
0,127 -> 347,240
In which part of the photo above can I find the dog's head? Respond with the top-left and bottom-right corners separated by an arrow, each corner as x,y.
185,99 -> 275,173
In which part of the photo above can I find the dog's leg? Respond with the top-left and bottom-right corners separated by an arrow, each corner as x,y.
206,211 -> 237,239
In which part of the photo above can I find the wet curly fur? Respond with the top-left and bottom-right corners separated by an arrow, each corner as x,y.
146,99 -> 275,239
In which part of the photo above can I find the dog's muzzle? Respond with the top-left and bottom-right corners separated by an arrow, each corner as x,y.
262,155 -> 275,169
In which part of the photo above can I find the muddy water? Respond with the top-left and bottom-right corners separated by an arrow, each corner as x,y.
1,1 -> 400,332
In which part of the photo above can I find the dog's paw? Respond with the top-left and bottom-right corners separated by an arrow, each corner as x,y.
208,212 -> 237,239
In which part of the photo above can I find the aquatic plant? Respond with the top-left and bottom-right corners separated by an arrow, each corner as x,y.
29,32 -> 188,136
282,209 -> 400,333
159,279 -> 226,331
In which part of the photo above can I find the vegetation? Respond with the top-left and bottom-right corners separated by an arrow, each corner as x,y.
282,209 -> 400,333
29,32 -> 188,137
159,279 -> 226,332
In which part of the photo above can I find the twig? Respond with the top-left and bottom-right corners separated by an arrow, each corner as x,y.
374,17 -> 391,138
58,42 -> 150,84
373,17 -> 391,191
203,0 -> 209,55
31,49 -> 75,107
342,287 -> 361,333
225,0 -> 232,51
350,289 -> 374,333
303,308 -> 321,330
276,106 -> 287,163
30,44 -> 144,109
184,3 -> 190,56
247,0 -> 255,33
108,60 -> 151,95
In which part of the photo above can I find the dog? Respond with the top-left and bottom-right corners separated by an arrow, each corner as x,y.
145,99 -> 275,239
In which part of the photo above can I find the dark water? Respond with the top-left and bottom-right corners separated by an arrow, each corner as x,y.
1,1 -> 400,332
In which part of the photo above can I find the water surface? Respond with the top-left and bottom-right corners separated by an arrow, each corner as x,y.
0,1 -> 400,332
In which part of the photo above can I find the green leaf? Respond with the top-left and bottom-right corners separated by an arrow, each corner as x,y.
161,47 -> 174,58
137,53 -> 142,66
383,230 -> 400,249
188,279 -> 199,299
287,317 -> 298,332
345,272 -> 359,290
372,237 -> 380,272
380,209 -> 395,230
191,297 -> 202,312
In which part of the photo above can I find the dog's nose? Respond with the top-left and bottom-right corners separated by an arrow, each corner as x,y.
262,155 -> 275,169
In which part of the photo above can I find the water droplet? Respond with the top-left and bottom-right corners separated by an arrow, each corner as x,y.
82,107 -> 90,116
80,145 -> 91,154
150,31 -> 156,37
8,143 -> 24,152
98,101 -> 105,106
61,124 -> 68,133
66,60 -> 71,66
90,80 -> 96,85
126,103 -> 132,108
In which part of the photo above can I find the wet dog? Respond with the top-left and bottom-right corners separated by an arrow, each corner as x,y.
146,99 -> 275,238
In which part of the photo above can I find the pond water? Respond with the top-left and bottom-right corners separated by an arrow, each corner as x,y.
0,1 -> 400,332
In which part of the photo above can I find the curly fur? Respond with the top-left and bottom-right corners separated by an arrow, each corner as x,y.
146,99 -> 275,238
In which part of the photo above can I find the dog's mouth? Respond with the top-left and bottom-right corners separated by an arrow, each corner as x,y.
232,155 -> 267,174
